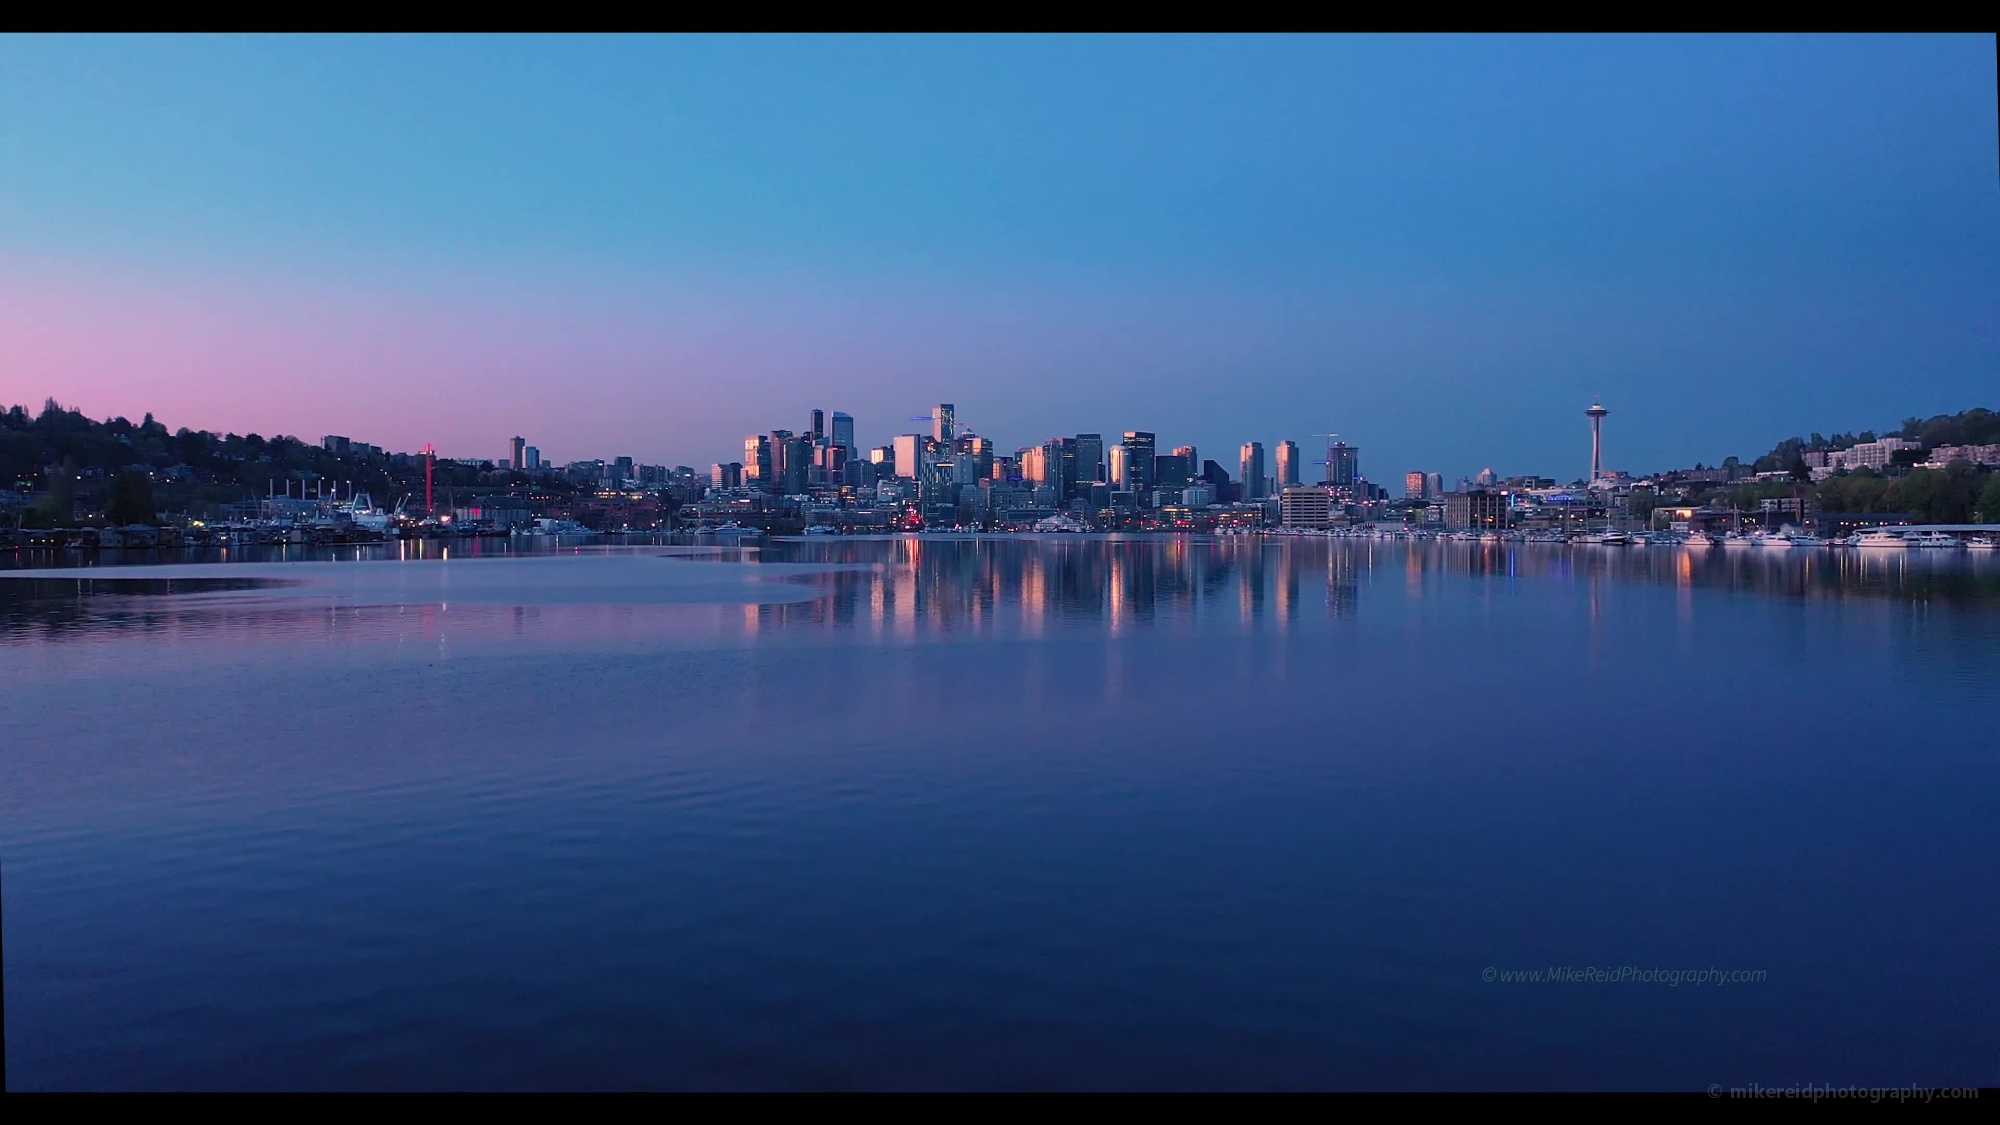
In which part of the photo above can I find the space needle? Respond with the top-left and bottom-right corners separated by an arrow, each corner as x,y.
1586,401 -> 1609,480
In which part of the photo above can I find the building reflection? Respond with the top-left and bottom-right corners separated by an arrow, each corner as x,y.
6,537 -> 2000,652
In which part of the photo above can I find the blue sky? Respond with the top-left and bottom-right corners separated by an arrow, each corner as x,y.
2,33 -> 1995,482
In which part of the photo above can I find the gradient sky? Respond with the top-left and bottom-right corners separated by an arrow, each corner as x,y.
2,33 -> 1996,484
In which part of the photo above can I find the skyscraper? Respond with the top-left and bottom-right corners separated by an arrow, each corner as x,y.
1327,442 -> 1359,488
830,411 -> 854,452
711,462 -> 742,489
744,435 -> 772,485
893,434 -> 925,480
1587,401 -> 1609,479
784,436 -> 811,494
1276,440 -> 1300,488
1172,444 -> 1198,475
524,445 -> 540,471
1427,472 -> 1443,498
932,404 -> 955,444
509,436 -> 526,470
1405,470 -> 1427,499
1108,444 -> 1130,489
1075,434 -> 1105,485
1121,432 -> 1156,496
810,409 -> 826,445
1240,442 -> 1266,500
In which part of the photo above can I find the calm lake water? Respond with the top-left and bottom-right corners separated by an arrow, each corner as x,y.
4,536 -> 1997,1091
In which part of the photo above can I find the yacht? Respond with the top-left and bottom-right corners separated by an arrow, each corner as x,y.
1907,531 -> 1960,550
1683,531 -> 1718,548
803,525 -> 838,536
1578,530 -> 1629,546
1965,535 -> 1996,551
1853,529 -> 1909,549
1720,532 -> 1755,548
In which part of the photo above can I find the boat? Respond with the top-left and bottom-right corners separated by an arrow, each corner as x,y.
1966,535 -> 1997,551
1683,531 -> 1718,548
803,525 -> 838,536
1577,530 -> 1629,546
1853,529 -> 1909,549
1720,532 -> 1754,548
1907,531 -> 1960,549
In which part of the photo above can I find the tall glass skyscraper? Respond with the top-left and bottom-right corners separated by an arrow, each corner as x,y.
1276,440 -> 1300,488
1121,432 -> 1156,496
1240,442 -> 1266,500
932,404 -> 955,444
1074,434 -> 1105,485
830,411 -> 854,452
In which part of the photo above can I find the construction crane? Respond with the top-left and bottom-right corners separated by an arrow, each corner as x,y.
422,443 -> 435,515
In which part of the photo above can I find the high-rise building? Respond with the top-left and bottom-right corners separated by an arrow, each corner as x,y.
1153,453 -> 1191,487
1475,467 -> 1497,487
744,435 -> 772,486
1326,442 -> 1359,488
524,446 -> 541,471
1405,471 -> 1427,499
1030,437 -> 1076,503
1108,444 -> 1130,489
614,456 -> 635,482
784,437 -> 811,494
1276,440 -> 1300,487
810,409 -> 826,445
1586,401 -> 1609,480
1240,442 -> 1266,500
893,434 -> 925,480
1121,432 -> 1156,496
830,411 -> 854,452
711,462 -> 742,489
932,404 -> 955,444
509,436 -> 526,470
1075,434 -> 1105,485
1427,472 -> 1443,498
1172,445 -> 1197,477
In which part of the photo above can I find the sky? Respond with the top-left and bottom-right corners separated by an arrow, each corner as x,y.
2,33 -> 1996,484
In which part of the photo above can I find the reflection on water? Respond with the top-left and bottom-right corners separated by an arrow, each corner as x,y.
5,536 -> 1996,650
3,535 -> 1998,1091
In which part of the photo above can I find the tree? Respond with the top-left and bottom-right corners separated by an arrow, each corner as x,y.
107,470 -> 156,526
38,455 -> 77,525
1978,473 -> 2000,524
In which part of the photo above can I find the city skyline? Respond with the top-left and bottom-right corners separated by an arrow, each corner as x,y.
3,35 -> 1997,483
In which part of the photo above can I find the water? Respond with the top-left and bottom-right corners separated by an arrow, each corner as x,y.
4,537 -> 1997,1091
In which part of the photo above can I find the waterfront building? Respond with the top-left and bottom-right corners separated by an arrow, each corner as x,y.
1279,485 -> 1332,528
1445,489 -> 1507,530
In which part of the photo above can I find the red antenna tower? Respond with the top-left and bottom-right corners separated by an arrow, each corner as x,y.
422,443 -> 435,514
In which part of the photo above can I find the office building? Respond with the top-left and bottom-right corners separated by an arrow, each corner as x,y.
614,456 -> 635,482
1405,471 -> 1427,499
1153,453 -> 1191,487
932,404 -> 955,444
1427,472 -> 1443,498
524,446 -> 541,471
809,409 -> 826,445
1172,445 -> 1198,475
830,411 -> 854,452
1276,440 -> 1300,487
1121,432 -> 1157,496
710,462 -> 742,490
893,434 -> 925,480
509,436 -> 526,470
1326,442 -> 1359,488
1240,442 -> 1266,500
1075,434 -> 1105,485
744,435 -> 772,486
1279,485 -> 1332,528
1109,445 -> 1130,489
1445,489 -> 1508,530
